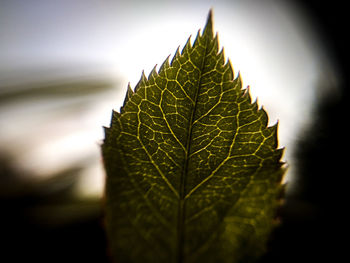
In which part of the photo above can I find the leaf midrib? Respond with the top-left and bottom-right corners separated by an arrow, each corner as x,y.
176,30 -> 211,263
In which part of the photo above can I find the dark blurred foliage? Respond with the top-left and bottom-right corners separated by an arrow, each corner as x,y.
259,1 -> 349,262
259,80 -> 347,263
0,156 -> 109,263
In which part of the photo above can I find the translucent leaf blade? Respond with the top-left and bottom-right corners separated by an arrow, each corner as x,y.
102,10 -> 285,263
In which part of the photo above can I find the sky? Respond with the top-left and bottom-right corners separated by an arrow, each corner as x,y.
0,0 -> 339,196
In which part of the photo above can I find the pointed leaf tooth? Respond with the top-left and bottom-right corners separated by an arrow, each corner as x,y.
223,59 -> 234,82
171,46 -> 181,65
112,109 -> 120,120
127,82 -> 132,90
109,109 -> 120,128
159,55 -> 170,74
213,33 -> 220,54
259,106 -> 269,127
126,83 -> 134,98
252,98 -> 259,111
272,120 -> 281,147
192,30 -> 201,48
270,119 -> 279,132
263,121 -> 279,148
181,36 -> 192,55
225,59 -> 234,78
134,70 -> 147,92
141,70 -> 147,82
269,122 -> 279,148
148,64 -> 158,80
121,83 -> 134,113
275,148 -> 286,165
235,71 -> 242,87
243,86 -> 252,103
134,75 -> 142,92
274,119 -> 280,131
218,47 -> 225,65
112,109 -> 120,116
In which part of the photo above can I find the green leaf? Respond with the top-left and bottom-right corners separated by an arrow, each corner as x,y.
102,10 -> 285,263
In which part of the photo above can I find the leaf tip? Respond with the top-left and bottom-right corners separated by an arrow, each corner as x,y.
203,9 -> 214,38
207,8 -> 213,24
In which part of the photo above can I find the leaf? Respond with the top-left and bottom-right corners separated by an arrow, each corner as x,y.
102,10 -> 285,263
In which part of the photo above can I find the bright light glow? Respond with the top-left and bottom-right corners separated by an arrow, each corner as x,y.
0,0 -> 336,196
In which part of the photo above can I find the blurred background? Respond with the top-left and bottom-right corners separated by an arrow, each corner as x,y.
0,0 -> 347,262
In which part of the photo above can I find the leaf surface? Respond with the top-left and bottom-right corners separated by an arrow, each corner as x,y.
102,11 -> 285,263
